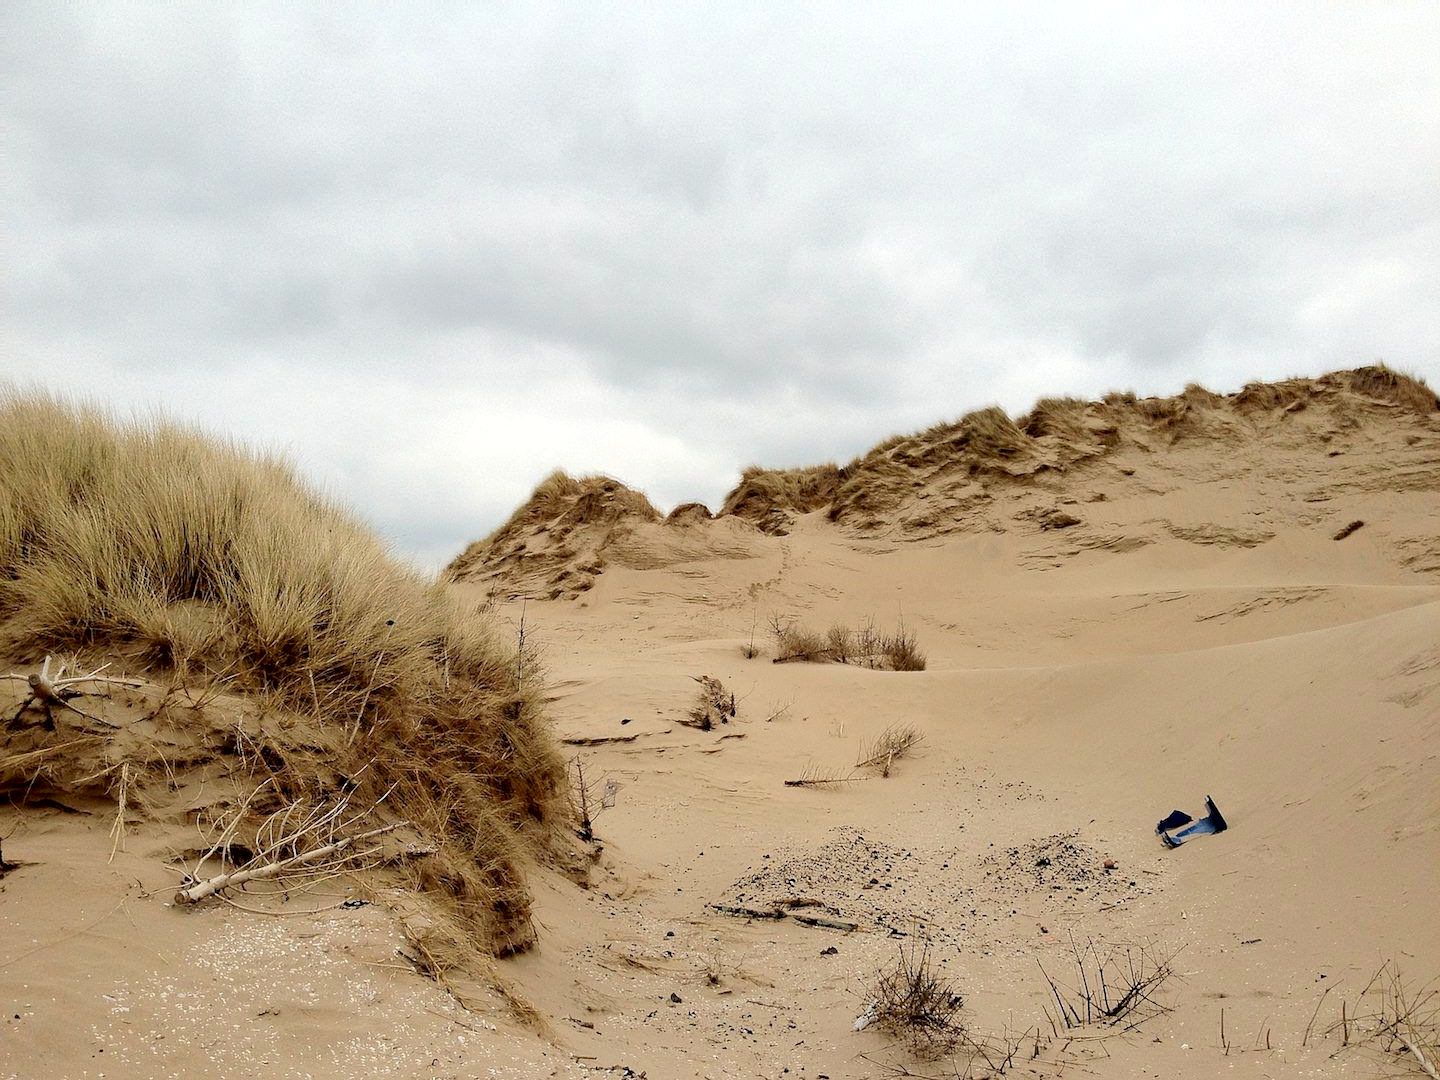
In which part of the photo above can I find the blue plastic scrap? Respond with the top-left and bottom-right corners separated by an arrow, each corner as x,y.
1156,795 -> 1228,848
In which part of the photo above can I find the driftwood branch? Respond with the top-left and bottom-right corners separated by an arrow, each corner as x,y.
174,822 -> 404,905
4,655 -> 144,728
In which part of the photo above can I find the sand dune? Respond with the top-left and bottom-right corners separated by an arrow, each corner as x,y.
2,368 -> 1437,1078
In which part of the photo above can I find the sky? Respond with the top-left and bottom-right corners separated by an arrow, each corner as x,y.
5,3 -> 1438,570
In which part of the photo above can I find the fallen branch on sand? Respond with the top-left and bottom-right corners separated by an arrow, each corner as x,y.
784,763 -> 867,787
710,902 -> 859,932
561,732 -> 641,746
1332,519 -> 1365,541
175,822 -> 403,904
3,655 -> 143,729
856,724 -> 922,777
174,783 -> 405,905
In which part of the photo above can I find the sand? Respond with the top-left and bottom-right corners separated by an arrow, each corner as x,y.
3,376 -> 1438,1078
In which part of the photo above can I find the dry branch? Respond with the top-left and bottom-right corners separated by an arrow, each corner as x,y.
1326,960 -> 1440,1077
4,655 -> 144,729
784,763 -> 866,788
175,821 -> 403,904
857,724 -> 922,777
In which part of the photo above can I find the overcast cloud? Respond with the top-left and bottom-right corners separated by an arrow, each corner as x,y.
4,3 -> 1437,568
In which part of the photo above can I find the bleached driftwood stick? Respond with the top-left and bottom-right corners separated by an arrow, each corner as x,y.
4,655 -> 144,727
174,821 -> 404,905
1401,1033 -> 1439,1080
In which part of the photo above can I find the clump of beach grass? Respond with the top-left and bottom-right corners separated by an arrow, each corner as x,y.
0,390 -> 570,957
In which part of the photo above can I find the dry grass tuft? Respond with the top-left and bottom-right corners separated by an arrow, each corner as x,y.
0,391 -> 570,957
665,501 -> 714,524
1232,377 -> 1315,414
1021,396 -> 1090,441
952,406 -> 1031,459
881,624 -> 927,671
444,470 -> 659,598
1332,363 -> 1440,414
720,463 -> 844,525
771,615 -> 927,671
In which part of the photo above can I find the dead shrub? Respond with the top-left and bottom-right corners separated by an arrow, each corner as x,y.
826,624 -> 855,665
682,674 -> 735,730
1037,936 -> 1177,1031
1325,960 -> 1439,1076
864,939 -> 967,1059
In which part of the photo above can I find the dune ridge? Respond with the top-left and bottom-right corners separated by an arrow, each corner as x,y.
455,365 -> 1438,596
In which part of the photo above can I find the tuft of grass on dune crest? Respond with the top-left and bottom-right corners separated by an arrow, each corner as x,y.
0,390 -> 570,958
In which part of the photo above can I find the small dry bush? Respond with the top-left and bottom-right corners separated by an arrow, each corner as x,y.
1037,937 -> 1176,1031
770,615 -> 829,664
826,624 -> 855,664
881,624 -> 927,671
771,615 -> 926,671
682,674 -> 735,730
0,392 -> 570,957
867,939 -> 967,1059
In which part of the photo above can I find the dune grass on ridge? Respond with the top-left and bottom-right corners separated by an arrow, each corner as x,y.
0,390 -> 570,957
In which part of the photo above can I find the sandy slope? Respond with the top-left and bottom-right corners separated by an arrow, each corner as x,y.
480,431 -> 1438,1079
3,385 -> 1437,1079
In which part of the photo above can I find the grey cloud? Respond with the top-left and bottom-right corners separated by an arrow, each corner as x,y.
4,3 -> 1438,564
